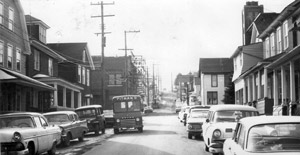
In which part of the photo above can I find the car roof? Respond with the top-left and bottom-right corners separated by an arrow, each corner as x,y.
209,104 -> 257,111
75,105 -> 102,110
240,116 -> 300,129
190,105 -> 210,109
43,111 -> 76,115
112,95 -> 141,99
0,112 -> 43,117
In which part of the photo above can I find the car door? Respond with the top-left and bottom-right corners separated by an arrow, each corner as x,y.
202,111 -> 213,140
228,123 -> 246,155
33,116 -> 50,153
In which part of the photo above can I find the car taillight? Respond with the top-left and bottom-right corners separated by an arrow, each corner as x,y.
213,129 -> 221,138
12,132 -> 22,142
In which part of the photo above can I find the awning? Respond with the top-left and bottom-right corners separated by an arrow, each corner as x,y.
0,67 -> 55,91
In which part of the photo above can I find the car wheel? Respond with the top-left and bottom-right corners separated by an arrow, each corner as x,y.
114,128 -> 119,134
63,133 -> 71,147
78,132 -> 84,142
95,124 -> 100,135
188,133 -> 192,139
47,142 -> 57,155
138,127 -> 143,133
27,143 -> 35,155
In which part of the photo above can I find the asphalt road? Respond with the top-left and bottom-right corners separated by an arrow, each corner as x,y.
57,108 -> 211,155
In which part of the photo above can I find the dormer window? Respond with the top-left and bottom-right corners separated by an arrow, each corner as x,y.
39,26 -> 46,43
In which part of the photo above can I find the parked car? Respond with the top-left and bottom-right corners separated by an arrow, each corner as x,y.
43,111 -> 88,146
183,105 -> 210,126
103,110 -> 114,127
0,112 -> 61,155
186,108 -> 209,139
144,106 -> 153,113
202,105 -> 259,155
75,105 -> 106,135
178,106 -> 189,123
223,116 -> 300,155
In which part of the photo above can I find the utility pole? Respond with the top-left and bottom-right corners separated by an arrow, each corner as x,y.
119,30 -> 140,95
91,1 -> 114,107
147,67 -> 150,106
152,63 -> 155,104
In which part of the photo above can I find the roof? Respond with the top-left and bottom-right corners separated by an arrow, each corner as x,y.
43,111 -> 76,115
190,105 -> 211,110
75,105 -> 102,110
250,13 -> 279,34
25,15 -> 50,29
92,56 -> 132,71
199,58 -> 233,74
240,116 -> 300,129
0,112 -> 43,117
209,104 -> 258,112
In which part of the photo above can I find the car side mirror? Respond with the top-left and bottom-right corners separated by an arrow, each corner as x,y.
205,119 -> 209,123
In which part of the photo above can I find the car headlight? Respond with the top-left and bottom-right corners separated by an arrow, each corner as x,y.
136,118 -> 140,121
116,119 -> 120,123
188,124 -> 193,130
12,132 -> 22,142
213,129 -> 221,138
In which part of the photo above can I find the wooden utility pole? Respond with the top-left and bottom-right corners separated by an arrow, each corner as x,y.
91,1 -> 114,107
147,67 -> 150,106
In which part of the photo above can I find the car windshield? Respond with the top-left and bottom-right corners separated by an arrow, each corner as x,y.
190,110 -> 208,118
113,100 -> 141,113
76,109 -> 96,118
247,123 -> 300,152
44,114 -> 70,123
213,110 -> 257,122
0,116 -> 34,128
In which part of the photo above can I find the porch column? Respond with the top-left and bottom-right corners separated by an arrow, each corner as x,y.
273,70 -> 279,106
78,92 -> 82,107
258,71 -> 261,99
247,77 -> 252,102
264,68 -> 268,98
281,66 -> 287,104
243,81 -> 247,105
71,90 -> 74,108
290,61 -> 296,116
252,73 -> 256,101
54,83 -> 58,106
63,87 -> 67,107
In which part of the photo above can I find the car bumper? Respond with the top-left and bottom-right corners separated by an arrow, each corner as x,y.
1,149 -> 29,155
209,142 -> 224,154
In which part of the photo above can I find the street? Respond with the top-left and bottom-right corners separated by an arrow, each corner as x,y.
57,108 -> 211,155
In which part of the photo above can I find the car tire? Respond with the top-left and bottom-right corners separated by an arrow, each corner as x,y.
27,143 -> 35,155
114,128 -> 119,134
101,125 -> 106,134
188,133 -> 192,139
63,133 -> 71,147
138,127 -> 143,133
78,132 -> 84,142
95,124 -> 100,135
48,142 -> 57,155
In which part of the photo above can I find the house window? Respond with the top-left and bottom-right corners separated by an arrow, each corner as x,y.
207,91 -> 218,105
265,37 -> 270,58
283,21 -> 289,50
109,74 -> 115,85
34,50 -> 40,70
211,74 -> 218,87
86,69 -> 90,86
48,58 -> 53,76
16,48 -> 21,71
277,27 -> 282,53
0,41 -> 3,66
8,7 -> 14,31
78,65 -> 81,83
7,44 -> 13,69
82,67 -> 86,85
270,33 -> 275,56
0,1 -> 3,25
109,73 -> 122,85
39,26 -> 46,43
83,50 -> 86,63
116,74 -> 122,85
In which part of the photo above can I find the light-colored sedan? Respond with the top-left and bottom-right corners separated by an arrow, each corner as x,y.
223,116 -> 300,155
0,112 -> 61,155
186,108 -> 209,139
202,105 -> 259,155
43,111 -> 88,147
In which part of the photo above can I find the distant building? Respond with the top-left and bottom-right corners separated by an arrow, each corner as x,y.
198,58 -> 233,105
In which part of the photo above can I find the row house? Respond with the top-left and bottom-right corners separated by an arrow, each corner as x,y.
0,0 -> 54,112
198,58 -> 233,105
91,56 -> 139,109
233,0 -> 300,116
26,15 -> 94,112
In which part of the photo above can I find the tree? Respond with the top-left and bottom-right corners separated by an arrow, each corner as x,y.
222,82 -> 235,104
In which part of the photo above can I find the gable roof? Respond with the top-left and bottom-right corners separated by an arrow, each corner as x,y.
25,15 -> 50,29
249,13 -> 279,34
199,58 -> 233,74
92,56 -> 132,71
47,43 -> 95,69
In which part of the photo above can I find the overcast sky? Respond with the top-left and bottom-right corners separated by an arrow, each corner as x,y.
20,0 -> 294,90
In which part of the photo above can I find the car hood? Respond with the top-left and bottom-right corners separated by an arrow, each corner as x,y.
48,122 -> 72,127
0,128 -> 35,142
187,117 -> 206,124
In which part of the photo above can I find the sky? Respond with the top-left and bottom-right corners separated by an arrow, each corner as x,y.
20,0 -> 294,90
